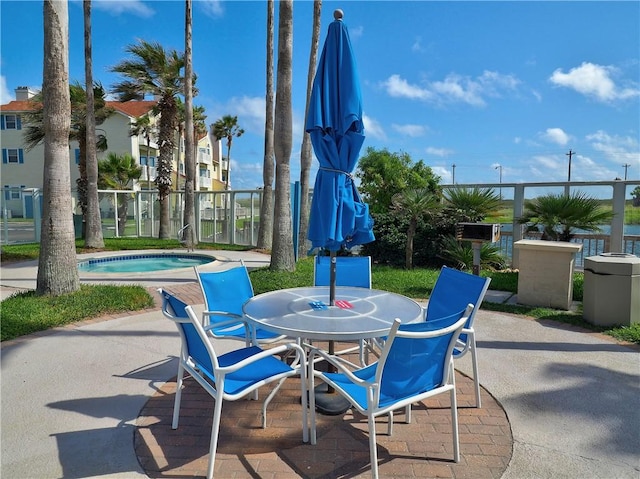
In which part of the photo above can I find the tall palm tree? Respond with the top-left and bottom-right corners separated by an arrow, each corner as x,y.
129,113 -> 156,191
83,0 -> 104,249
37,0 -> 80,296
392,188 -> 441,269
182,0 -> 196,249
270,0 -> 295,271
257,0 -> 275,250
298,0 -> 322,258
110,39 -> 185,239
211,115 -> 244,191
98,153 -> 142,235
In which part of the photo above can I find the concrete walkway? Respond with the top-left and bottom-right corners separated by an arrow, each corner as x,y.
1,251 -> 638,478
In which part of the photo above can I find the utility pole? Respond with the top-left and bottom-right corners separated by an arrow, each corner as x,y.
565,149 -> 574,196
623,163 -> 631,180
452,163 -> 456,184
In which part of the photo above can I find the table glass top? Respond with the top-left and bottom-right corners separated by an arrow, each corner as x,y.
243,286 -> 423,341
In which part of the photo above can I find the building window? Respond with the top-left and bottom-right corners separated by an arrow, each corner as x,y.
1,114 -> 21,130
2,148 -> 24,164
74,149 -> 80,165
3,185 -> 22,200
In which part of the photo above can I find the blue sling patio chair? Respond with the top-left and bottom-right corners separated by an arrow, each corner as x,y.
158,288 -> 308,479
424,266 -> 491,408
308,305 -> 472,479
195,260 -> 286,346
313,255 -> 373,365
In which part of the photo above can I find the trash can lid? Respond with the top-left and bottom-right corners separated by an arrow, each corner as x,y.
584,253 -> 640,275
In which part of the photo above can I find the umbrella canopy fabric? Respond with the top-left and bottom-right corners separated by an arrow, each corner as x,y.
306,14 -> 374,252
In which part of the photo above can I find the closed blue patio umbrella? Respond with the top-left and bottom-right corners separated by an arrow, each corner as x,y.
306,9 -> 374,415
306,9 -> 374,306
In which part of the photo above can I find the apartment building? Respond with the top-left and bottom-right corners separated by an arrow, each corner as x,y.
1,86 -> 224,218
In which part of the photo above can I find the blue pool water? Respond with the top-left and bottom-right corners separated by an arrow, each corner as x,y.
78,253 -> 214,273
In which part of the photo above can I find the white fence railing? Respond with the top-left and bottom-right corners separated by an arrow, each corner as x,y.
2,180 -> 639,269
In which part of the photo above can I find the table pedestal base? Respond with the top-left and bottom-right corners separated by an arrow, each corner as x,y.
313,383 -> 351,416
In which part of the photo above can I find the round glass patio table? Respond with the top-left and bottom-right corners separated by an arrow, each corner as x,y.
242,286 -> 423,341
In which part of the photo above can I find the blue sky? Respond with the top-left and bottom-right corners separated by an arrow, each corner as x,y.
1,1 -> 639,193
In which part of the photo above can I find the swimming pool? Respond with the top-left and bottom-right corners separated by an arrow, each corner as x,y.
77,253 -> 215,273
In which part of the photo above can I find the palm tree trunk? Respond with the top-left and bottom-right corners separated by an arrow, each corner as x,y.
182,0 -> 196,248
298,0 -> 322,258
257,0 -> 275,250
406,220 -> 417,269
83,0 -> 104,248
37,0 -> 80,296
270,0 -> 295,271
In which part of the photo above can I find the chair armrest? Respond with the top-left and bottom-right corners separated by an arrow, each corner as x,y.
308,347 -> 372,386
217,342 -> 306,374
202,310 -> 247,330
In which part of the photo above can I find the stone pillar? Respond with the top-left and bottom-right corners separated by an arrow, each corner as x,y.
514,240 -> 583,310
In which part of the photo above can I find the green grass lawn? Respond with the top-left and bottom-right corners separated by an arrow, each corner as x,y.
1,239 -> 638,344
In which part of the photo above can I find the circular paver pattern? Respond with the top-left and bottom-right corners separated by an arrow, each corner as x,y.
135,368 -> 512,478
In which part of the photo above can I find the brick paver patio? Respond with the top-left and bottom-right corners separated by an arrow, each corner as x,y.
135,283 -> 512,479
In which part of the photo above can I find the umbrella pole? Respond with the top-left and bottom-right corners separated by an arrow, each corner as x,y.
314,249 -> 351,415
329,250 -> 336,305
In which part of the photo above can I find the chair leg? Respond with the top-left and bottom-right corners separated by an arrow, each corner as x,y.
449,362 -> 460,463
207,391 -> 225,479
309,367 -> 317,445
450,385 -> 460,463
470,335 -> 482,408
172,362 -> 185,429
262,378 -> 287,429
368,413 -> 379,479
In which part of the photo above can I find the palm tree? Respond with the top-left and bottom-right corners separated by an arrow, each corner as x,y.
83,0 -> 104,249
37,0 -> 80,296
391,188 -> 441,269
182,0 -> 196,249
211,115 -> 244,191
440,235 -> 507,271
298,0 -> 322,258
444,187 -> 502,222
98,153 -> 142,235
518,191 -> 615,241
110,39 -> 185,239
257,0 -> 275,250
22,81 -> 112,222
129,114 -> 156,191
270,0 -> 295,271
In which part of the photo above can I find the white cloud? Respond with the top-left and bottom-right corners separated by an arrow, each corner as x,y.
363,114 -> 386,141
93,0 -> 154,17
0,76 -> 14,104
382,74 -> 433,101
425,146 -> 454,157
527,154 -> 565,181
391,123 -> 426,137
411,36 -> 424,53
541,127 -> 571,146
348,25 -> 364,40
586,130 -> 640,165
200,0 -> 224,18
549,62 -> 640,103
431,165 -> 451,183
381,70 -> 520,107
213,96 -> 265,134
